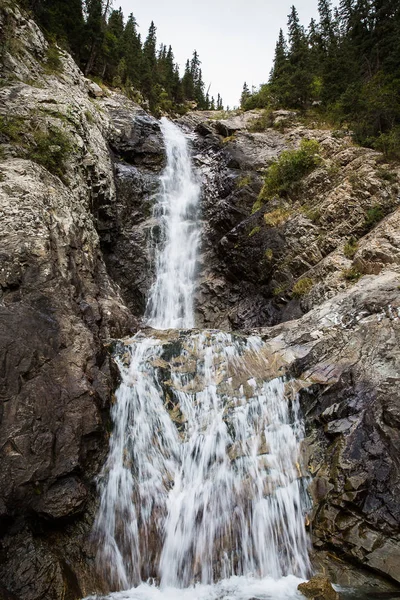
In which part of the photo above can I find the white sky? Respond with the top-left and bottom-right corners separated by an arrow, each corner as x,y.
117,0 -> 323,108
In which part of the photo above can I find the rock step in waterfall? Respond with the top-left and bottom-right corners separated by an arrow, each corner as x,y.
89,119 -> 311,599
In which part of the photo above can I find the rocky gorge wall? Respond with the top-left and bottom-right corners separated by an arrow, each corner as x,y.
1,2 -> 400,599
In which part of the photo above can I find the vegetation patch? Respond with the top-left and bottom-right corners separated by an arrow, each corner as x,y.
248,109 -> 274,132
222,135 -> 236,145
348,172 -> 364,191
273,283 -> 289,297
343,237 -> 358,259
343,267 -> 362,282
364,204 -> 385,231
0,116 -> 72,179
256,139 -> 320,209
264,208 -> 291,227
264,248 -> 274,260
301,204 -> 321,223
248,226 -> 261,237
0,116 -> 26,142
30,127 -> 72,178
44,45 -> 63,74
372,127 -> 400,161
292,277 -> 313,298
376,167 -> 397,184
85,110 -> 95,124
236,174 -> 251,189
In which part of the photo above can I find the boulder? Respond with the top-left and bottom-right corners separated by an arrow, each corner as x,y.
85,79 -> 104,98
298,575 -> 339,600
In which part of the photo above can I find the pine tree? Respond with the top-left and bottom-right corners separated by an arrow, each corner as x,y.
141,21 -> 158,108
285,5 -> 313,106
83,0 -> 105,76
240,82 -> 251,108
317,0 -> 335,52
182,59 -> 194,100
270,29 -> 288,82
122,14 -> 142,89
194,68 -> 205,108
105,8 -> 124,83
171,64 -> 184,104
269,28 -> 289,104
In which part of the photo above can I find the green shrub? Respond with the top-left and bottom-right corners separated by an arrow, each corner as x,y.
343,237 -> 358,259
222,134 -> 236,144
248,226 -> 261,237
242,84 -> 271,111
264,248 -> 273,260
372,126 -> 400,161
44,46 -> 63,74
376,167 -> 397,183
273,283 -> 288,296
237,174 -> 251,188
30,127 -> 72,178
343,267 -> 362,282
292,277 -> 313,298
364,204 -> 385,231
85,110 -> 95,124
348,172 -> 363,190
257,138 -> 321,206
0,116 -> 71,179
301,205 -> 321,223
0,116 -> 26,142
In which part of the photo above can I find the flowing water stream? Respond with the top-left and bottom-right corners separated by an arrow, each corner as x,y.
90,118 -> 311,600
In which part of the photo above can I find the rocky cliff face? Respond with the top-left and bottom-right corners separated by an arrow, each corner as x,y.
177,110 -> 400,330
0,3 -> 163,598
1,2 -> 400,599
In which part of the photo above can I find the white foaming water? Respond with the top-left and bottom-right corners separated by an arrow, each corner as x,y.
93,332 -> 310,596
91,120 -> 310,600
145,117 -> 201,329
87,574 -> 304,600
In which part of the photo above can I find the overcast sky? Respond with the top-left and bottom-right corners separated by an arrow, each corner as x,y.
117,0 -> 322,108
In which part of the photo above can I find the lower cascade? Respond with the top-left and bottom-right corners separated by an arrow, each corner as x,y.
90,119 -> 311,599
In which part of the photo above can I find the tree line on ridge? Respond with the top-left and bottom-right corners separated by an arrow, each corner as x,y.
22,0 -> 224,114
241,0 -> 400,158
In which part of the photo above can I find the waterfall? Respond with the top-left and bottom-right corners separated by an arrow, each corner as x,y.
91,120 -> 310,600
145,117 -> 201,330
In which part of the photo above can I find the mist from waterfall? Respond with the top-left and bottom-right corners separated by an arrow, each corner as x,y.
90,119 -> 310,600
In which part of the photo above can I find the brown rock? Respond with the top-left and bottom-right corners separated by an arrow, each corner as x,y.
298,575 -> 340,600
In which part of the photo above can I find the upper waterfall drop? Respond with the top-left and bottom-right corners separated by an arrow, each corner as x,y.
145,117 -> 201,330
